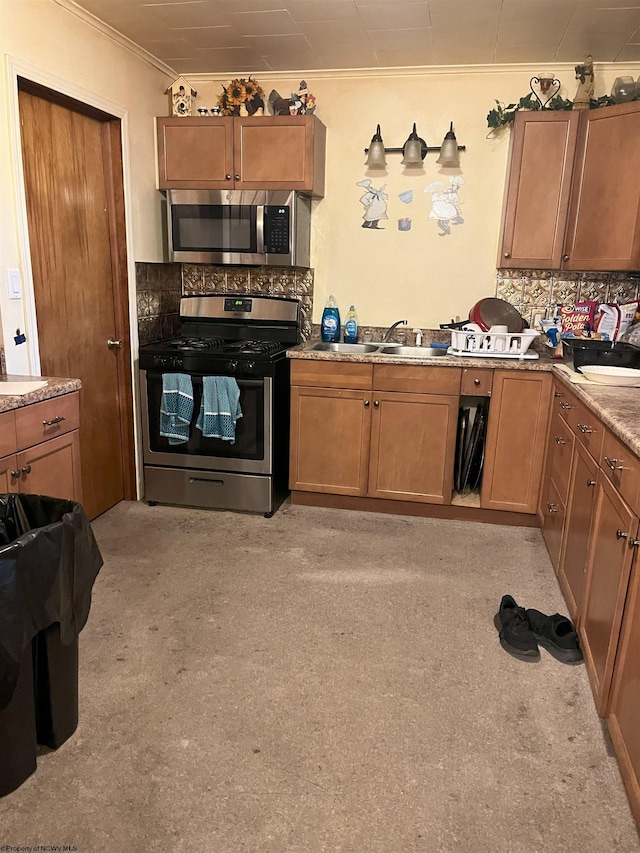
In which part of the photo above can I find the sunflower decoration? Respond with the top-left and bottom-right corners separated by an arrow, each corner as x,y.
217,77 -> 265,116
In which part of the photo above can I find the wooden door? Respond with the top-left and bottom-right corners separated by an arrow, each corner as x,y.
289,386 -> 371,496
559,440 -> 598,620
19,84 -> 134,519
607,550 -> 640,826
564,102 -> 640,271
498,111 -> 580,269
157,117 -> 234,188
581,475 -> 638,715
481,371 -> 552,513
368,392 -> 458,504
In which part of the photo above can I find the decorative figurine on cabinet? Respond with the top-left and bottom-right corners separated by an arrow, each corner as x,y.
572,56 -> 594,111
166,76 -> 197,117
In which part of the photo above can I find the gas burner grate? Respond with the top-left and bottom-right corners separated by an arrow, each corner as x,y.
168,338 -> 225,351
222,340 -> 284,355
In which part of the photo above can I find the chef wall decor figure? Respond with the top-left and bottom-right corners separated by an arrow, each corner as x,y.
424,176 -> 465,236
167,76 -> 197,117
356,179 -> 389,229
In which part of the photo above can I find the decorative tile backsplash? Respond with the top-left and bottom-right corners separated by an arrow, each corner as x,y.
136,263 -> 314,344
495,270 -> 640,328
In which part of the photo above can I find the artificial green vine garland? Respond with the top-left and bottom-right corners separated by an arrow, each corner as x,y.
486,92 -> 637,131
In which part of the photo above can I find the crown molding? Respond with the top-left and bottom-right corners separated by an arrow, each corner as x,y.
52,0 -> 177,78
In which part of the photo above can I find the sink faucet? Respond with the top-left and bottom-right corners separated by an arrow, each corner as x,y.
381,319 -> 408,343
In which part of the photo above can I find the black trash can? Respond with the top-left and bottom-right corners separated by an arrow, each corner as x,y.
0,494 -> 103,796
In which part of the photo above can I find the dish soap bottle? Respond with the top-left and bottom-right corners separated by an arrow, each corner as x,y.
343,305 -> 359,344
321,295 -> 340,342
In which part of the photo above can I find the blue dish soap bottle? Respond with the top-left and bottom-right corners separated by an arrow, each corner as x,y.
343,305 -> 359,343
321,295 -> 340,342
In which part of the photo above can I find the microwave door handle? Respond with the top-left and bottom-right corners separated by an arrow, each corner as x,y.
256,206 -> 265,255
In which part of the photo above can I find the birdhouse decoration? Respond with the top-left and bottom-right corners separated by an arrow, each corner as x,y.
167,76 -> 197,117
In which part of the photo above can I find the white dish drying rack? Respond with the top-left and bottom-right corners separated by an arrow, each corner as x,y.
448,329 -> 540,359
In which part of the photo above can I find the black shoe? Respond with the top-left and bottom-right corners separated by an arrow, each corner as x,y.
494,595 -> 540,660
525,609 -> 584,664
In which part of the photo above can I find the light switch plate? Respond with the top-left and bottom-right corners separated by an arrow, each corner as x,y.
7,269 -> 21,299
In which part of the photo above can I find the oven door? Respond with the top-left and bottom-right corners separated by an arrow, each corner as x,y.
141,370 -> 272,474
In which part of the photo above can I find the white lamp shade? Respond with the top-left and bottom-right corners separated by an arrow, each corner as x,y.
436,123 -> 459,167
402,138 -> 423,165
365,141 -> 387,167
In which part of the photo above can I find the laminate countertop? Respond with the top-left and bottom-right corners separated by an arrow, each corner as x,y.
0,375 -> 81,413
287,346 -> 640,459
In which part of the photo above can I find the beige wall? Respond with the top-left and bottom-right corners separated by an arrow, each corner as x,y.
193,64 -> 637,331
0,0 -> 169,374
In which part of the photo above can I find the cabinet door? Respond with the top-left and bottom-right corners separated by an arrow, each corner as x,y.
481,371 -> 552,513
564,102 -> 640,271
581,475 -> 638,714
607,551 -> 640,826
498,111 -> 580,269
368,393 -> 458,504
0,453 -> 19,493
16,431 -> 82,503
157,117 -> 234,189
289,386 -> 370,495
234,116 -> 325,195
539,478 -> 566,571
559,440 -> 598,620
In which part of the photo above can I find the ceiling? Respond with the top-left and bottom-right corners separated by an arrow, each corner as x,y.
69,0 -> 640,73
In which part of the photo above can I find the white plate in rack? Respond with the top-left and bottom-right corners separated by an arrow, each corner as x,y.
579,365 -> 640,386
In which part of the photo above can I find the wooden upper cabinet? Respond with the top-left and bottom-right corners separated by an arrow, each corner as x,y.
498,101 -> 640,271
157,115 -> 326,196
498,111 -> 580,269
564,102 -> 640,271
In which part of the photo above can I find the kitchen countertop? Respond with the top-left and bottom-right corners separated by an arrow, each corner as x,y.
0,375 -> 81,413
287,344 -> 640,459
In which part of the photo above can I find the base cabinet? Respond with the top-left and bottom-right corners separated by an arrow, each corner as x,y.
0,393 -> 82,503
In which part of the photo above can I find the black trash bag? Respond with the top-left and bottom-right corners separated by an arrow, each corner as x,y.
0,494 -> 103,711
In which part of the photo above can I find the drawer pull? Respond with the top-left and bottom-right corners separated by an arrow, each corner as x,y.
577,424 -> 593,434
604,456 -> 623,471
616,529 -> 628,540
10,469 -> 20,478
43,415 -> 66,426
554,436 -> 568,445
554,390 -> 562,398
364,400 -> 370,408
547,503 -> 559,513
21,465 -> 32,475
630,539 -> 640,549
587,479 -> 596,487
559,402 -> 572,410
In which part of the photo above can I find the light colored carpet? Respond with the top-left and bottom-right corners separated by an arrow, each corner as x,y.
1,500 -> 638,853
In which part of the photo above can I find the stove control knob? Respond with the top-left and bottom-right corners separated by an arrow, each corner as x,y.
246,361 -> 255,372
226,360 -> 238,373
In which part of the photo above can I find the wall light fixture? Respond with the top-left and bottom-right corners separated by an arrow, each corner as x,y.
364,121 -> 466,168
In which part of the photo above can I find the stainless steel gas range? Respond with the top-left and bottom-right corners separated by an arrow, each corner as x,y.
138,294 -> 299,517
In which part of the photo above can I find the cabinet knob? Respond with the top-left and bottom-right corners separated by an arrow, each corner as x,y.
21,465 -> 32,475
10,470 -> 20,478
554,390 -> 562,398
547,502 -> 559,513
374,400 -> 380,408
474,378 -> 481,386
235,174 -> 240,181
630,539 -> 640,548
604,456 -> 623,471
43,415 -> 66,426
554,436 -> 568,445
587,479 -> 596,487
364,400 -> 370,408
616,529 -> 629,540
225,174 -> 232,180
503,252 -> 511,259
577,424 -> 593,434
563,254 -> 570,262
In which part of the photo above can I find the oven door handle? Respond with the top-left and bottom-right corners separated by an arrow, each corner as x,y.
256,205 -> 265,255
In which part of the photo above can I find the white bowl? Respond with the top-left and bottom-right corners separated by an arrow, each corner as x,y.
579,365 -> 640,386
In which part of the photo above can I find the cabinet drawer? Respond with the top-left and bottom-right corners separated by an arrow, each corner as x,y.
290,360 -> 373,390
15,393 -> 80,451
601,430 -> 640,514
373,364 -> 461,394
460,368 -> 492,397
0,410 -> 17,457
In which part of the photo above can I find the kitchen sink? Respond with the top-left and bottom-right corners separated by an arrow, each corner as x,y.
305,342 -> 381,353
378,346 -> 449,358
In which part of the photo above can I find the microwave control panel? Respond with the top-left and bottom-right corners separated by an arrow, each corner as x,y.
264,206 -> 290,255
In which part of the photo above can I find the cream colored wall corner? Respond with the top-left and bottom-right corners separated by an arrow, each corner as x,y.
192,64 -> 638,331
0,0 -> 169,376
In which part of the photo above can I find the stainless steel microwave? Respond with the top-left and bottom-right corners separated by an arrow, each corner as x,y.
164,189 -> 311,267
